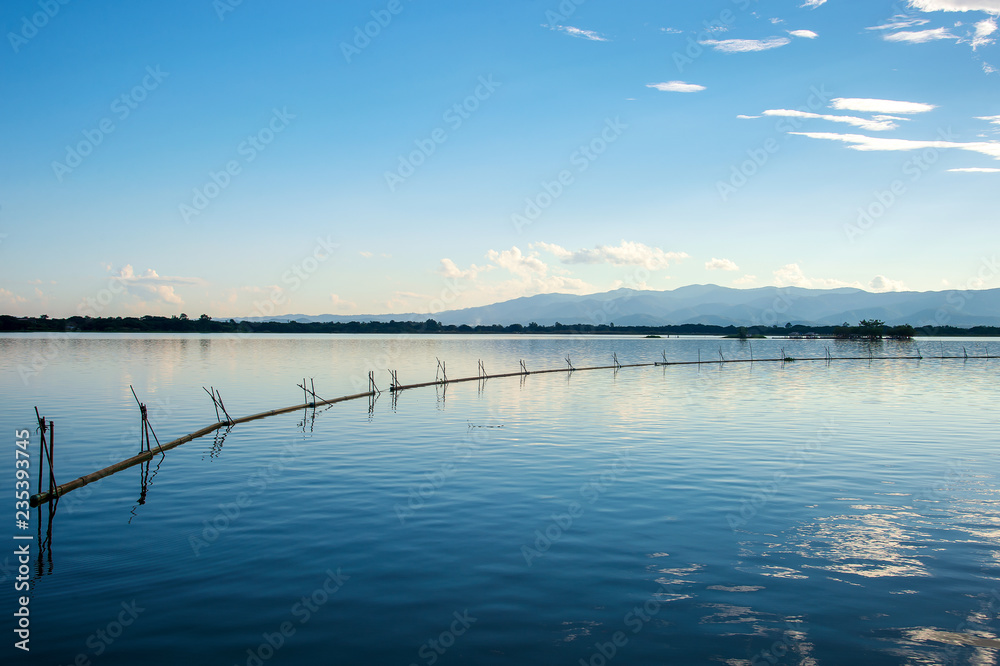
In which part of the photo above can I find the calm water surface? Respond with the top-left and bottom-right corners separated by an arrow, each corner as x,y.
2,334 -> 999,665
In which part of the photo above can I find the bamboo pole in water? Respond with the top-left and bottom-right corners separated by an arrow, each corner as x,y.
28,353 -> 992,507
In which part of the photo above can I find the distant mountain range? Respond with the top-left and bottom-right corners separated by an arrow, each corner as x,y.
241,284 -> 1000,328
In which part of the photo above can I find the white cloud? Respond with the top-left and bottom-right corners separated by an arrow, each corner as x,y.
359,251 -> 373,258
329,294 -> 357,311
830,98 -> 937,114
610,278 -> 653,290
661,27 -> 683,34
113,265 -> 204,307
486,247 -> 549,277
552,25 -> 608,41
867,16 -> 932,30
699,37 -> 791,53
438,258 -> 491,280
789,131 -> 1000,158
705,258 -> 740,271
488,274 -> 592,302
972,18 -> 998,47
907,0 -> 1000,11
385,291 -> 431,313
978,115 -> 1000,125
478,247 -> 594,302
762,108 -> 900,131
772,264 -> 862,289
737,114 -> 761,119
647,81 -> 706,93
869,275 -> 908,292
733,275 -> 758,286
789,29 -> 819,38
409,248 -> 601,312
770,18 -> 786,24
801,0 -> 827,7
772,264 -> 810,288
880,8 -> 999,52
533,240 -> 689,270
0,287 -> 27,307
949,166 -> 1000,171
884,27 -> 959,42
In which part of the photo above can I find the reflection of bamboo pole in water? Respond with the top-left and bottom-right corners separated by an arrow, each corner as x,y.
204,426 -> 232,460
128,449 -> 167,524
34,499 -> 56,579
30,350 -> 995,507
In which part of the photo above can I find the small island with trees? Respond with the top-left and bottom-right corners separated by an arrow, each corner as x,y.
832,319 -> 915,340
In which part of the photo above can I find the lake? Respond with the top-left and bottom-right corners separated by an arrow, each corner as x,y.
3,333 -> 999,665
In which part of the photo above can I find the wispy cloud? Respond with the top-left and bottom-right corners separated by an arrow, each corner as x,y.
733,275 -> 757,286
705,258 -> 740,271
789,131 -> 1000,158
907,0 -> 1000,12
801,0 -> 827,8
884,27 -> 959,42
867,16 -> 932,30
830,98 -> 937,114
699,37 -> 791,53
660,27 -> 683,34
762,109 -> 900,131
949,166 -> 1000,171
534,240 -> 689,270
647,81 -> 706,93
977,114 -> 1000,125
552,25 -> 608,42
788,29 -> 819,38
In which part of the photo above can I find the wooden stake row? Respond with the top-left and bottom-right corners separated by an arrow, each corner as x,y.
30,349 -> 995,507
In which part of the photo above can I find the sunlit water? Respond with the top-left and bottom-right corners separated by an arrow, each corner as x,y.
2,334 -> 999,665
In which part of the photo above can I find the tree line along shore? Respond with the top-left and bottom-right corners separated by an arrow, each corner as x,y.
1,314 -> 997,338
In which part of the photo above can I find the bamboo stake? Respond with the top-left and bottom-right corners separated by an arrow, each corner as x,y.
35,409 -> 44,496
48,420 -> 55,498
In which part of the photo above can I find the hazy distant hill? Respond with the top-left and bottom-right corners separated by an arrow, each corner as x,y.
241,284 -> 1000,328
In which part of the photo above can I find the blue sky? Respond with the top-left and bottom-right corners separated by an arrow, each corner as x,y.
1,0 -> 998,318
